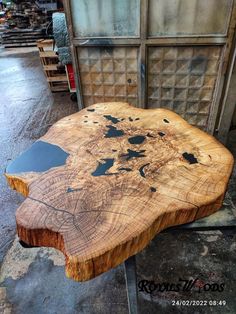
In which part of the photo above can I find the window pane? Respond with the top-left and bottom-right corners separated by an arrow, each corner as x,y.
147,46 -> 222,130
77,47 -> 139,107
149,0 -> 233,37
71,0 -> 140,37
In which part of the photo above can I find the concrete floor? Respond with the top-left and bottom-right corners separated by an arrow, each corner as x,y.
0,48 -> 236,314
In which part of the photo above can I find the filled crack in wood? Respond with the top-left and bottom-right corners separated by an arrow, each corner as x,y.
182,152 -> 198,164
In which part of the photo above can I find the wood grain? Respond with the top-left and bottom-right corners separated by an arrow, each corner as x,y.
5,102 -> 234,281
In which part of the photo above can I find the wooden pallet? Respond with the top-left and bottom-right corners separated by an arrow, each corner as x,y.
37,39 -> 69,92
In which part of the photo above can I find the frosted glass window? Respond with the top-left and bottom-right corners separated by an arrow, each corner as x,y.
77,47 -> 139,107
147,46 -> 222,129
149,0 -> 233,37
71,0 -> 140,37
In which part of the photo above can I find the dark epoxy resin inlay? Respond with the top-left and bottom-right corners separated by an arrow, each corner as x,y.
163,119 -> 169,123
128,117 -> 140,122
122,149 -> 146,161
158,132 -> 165,137
67,187 -> 82,193
105,125 -> 124,138
6,140 -> 69,174
119,167 -> 132,172
128,135 -> 146,145
92,158 -> 115,176
87,108 -> 95,112
139,163 -> 150,178
182,152 -> 198,164
150,187 -> 156,192
104,115 -> 120,124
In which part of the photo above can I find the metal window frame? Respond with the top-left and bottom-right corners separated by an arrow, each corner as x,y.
63,0 -> 236,135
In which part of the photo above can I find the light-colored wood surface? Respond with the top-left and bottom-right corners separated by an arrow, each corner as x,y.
5,102 -> 234,281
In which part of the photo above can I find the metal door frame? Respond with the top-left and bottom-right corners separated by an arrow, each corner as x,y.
63,0 -> 236,135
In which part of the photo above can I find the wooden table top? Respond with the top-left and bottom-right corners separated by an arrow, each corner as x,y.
5,102 -> 234,281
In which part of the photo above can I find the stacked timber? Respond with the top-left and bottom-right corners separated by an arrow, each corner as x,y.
2,0 -> 55,47
2,28 -> 48,47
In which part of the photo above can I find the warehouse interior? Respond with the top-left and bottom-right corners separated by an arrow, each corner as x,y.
0,1 -> 236,313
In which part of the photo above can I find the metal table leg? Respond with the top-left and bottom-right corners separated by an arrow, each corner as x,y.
124,255 -> 138,314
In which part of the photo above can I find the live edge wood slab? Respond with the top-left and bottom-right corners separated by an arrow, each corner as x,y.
5,102 -> 234,281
